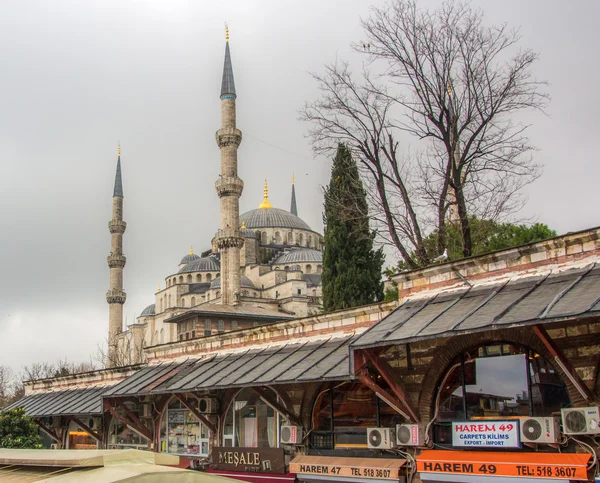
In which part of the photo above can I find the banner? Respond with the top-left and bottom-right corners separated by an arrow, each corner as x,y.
452,421 -> 520,448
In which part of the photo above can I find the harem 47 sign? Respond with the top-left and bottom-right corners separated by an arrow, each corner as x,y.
452,421 -> 520,448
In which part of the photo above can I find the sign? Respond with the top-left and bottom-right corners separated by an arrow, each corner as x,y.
290,456 -> 406,481
212,447 -> 285,474
417,450 -> 591,481
452,421 -> 520,448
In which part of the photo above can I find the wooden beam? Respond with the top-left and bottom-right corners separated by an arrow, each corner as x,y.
365,349 -> 420,422
65,416 -> 102,444
108,407 -> 152,441
249,387 -> 302,427
353,349 -> 369,374
173,394 -> 217,433
357,371 -> 412,422
532,324 -> 593,402
35,420 -> 60,444
116,401 -> 153,439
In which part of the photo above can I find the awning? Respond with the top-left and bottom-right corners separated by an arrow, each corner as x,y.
352,264 -> 600,350
5,386 -> 108,417
206,468 -> 296,483
103,335 -> 355,398
290,455 -> 406,481
417,450 -> 591,481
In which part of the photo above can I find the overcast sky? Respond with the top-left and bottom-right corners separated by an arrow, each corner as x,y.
0,0 -> 598,375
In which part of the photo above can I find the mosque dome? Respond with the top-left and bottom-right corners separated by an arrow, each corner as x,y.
178,256 -> 220,274
241,228 -> 257,238
140,304 -> 156,317
210,275 -> 255,290
180,247 -> 201,265
240,208 -> 312,231
273,248 -> 323,264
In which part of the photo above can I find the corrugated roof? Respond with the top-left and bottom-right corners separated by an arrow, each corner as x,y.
6,386 -> 108,417
103,336 -> 355,397
353,264 -> 600,349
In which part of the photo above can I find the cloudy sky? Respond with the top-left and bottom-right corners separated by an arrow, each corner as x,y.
0,0 -> 598,375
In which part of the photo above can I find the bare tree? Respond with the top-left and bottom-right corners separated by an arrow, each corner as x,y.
301,0 -> 548,264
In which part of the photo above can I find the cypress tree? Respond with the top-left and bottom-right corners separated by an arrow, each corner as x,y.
322,144 -> 384,311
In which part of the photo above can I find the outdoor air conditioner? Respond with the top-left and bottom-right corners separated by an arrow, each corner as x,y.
561,406 -> 600,435
519,417 -> 560,443
280,425 -> 303,444
396,424 -> 423,446
198,397 -> 218,414
367,427 -> 395,449
88,418 -> 102,430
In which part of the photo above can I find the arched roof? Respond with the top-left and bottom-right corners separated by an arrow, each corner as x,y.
210,275 -> 256,290
180,252 -> 201,265
178,256 -> 220,274
273,248 -> 323,264
240,207 -> 312,231
140,304 -> 156,317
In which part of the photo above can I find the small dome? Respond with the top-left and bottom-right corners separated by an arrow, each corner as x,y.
240,207 -> 312,231
180,252 -> 201,265
210,275 -> 256,290
140,304 -> 156,317
242,228 -> 257,238
273,248 -> 323,264
178,256 -> 220,274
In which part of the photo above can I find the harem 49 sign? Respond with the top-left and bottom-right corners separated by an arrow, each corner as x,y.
452,421 -> 520,448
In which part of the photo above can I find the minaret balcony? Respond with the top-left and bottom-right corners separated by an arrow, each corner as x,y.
108,220 -> 127,234
216,128 -> 242,148
216,229 -> 245,249
215,176 -> 244,197
107,254 -> 127,268
106,289 -> 127,304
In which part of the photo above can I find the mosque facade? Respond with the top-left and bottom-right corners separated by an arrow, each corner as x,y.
110,34 -> 324,365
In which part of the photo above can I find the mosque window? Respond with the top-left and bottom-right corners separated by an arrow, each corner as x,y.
317,265 -> 322,274
295,265 -> 301,271
275,231 -> 281,244
191,296 -> 196,306
187,275 -> 192,284
168,294 -> 172,307
223,388 -> 284,449
308,235 -> 312,246
261,232 -> 267,244
297,289 -> 302,295
196,274 -> 202,282
160,329 -> 164,344
154,331 -> 158,345
207,273 -> 212,282
160,397 -> 210,457
179,276 -> 183,283
306,264 -> 312,274
167,279 -> 170,287
218,320 -> 225,333
204,319 -> 212,336
181,299 -> 186,307
275,291 -> 279,299
298,233 -> 303,245
287,232 -> 292,244
160,300 -> 163,312
284,266 -> 289,271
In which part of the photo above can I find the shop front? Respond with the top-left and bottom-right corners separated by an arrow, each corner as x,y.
291,455 -> 407,483
417,450 -> 592,482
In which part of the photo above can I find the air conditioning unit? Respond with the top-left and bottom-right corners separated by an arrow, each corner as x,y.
141,404 -> 152,418
561,407 -> 600,435
88,418 -> 102,430
198,397 -> 218,414
50,444 -> 59,450
367,427 -> 395,449
281,425 -> 303,444
519,417 -> 560,443
396,424 -> 423,446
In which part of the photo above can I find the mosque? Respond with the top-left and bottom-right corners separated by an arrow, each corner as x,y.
107,30 -> 324,366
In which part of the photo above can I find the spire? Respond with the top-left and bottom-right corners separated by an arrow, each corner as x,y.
190,245 -> 194,255
290,173 -> 298,216
113,143 -> 123,197
220,25 -> 236,99
259,179 -> 273,209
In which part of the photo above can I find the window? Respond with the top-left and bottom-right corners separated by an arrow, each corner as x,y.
433,343 -> 570,445
191,296 -> 196,306
218,320 -> 225,333
204,319 -> 212,336
160,397 -> 209,456
275,231 -> 281,243
231,321 -> 238,331
207,273 -> 212,282
275,291 -> 279,299
160,328 -> 164,344
287,232 -> 292,244
261,232 -> 267,244
298,233 -> 303,245
316,265 -> 322,274
179,276 -> 183,283
306,265 -> 312,274
181,299 -> 186,307
108,402 -> 150,450
167,279 -> 171,287
196,274 -> 202,282
311,382 -> 405,450
297,289 -> 302,295
223,388 -> 283,448
168,294 -> 172,307
187,274 -> 192,284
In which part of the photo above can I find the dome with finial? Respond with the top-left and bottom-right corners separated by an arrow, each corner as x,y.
179,255 -> 220,273
140,304 -> 156,317
210,275 -> 255,290
180,246 -> 201,265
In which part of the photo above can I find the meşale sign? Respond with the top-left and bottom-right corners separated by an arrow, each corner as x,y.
452,421 -> 520,448
212,447 -> 286,474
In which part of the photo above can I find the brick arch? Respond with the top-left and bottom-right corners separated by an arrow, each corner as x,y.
417,327 -> 582,423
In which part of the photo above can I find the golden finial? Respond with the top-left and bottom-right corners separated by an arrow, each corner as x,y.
157,284 -> 161,291
118,142 -> 121,157
292,173 -> 295,185
189,245 -> 194,255
225,23 -> 229,42
259,179 -> 273,209
241,219 -> 246,229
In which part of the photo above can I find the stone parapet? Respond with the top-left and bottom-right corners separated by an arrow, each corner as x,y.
107,254 -> 126,268
215,229 -> 244,249
215,128 -> 242,148
108,219 -> 127,234
106,289 -> 127,304
215,176 -> 244,197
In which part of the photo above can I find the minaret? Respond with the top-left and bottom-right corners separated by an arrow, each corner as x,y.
290,173 -> 298,216
106,143 -> 127,367
215,25 -> 244,305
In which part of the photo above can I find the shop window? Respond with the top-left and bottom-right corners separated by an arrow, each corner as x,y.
67,420 -> 98,450
160,397 -> 210,456
311,381 -> 405,450
108,403 -> 150,450
223,388 -> 283,448
433,343 -> 570,445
